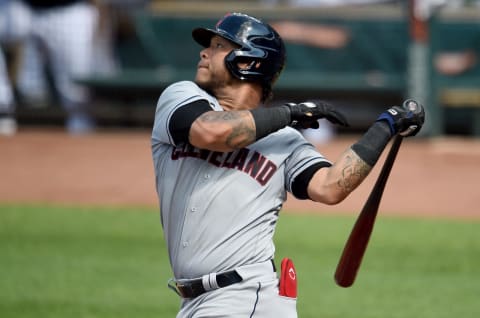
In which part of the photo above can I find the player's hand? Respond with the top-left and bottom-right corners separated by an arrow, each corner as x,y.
376,99 -> 425,137
285,101 -> 349,129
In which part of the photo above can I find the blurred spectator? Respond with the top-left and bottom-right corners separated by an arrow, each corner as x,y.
0,47 -> 16,136
87,0 -> 153,75
435,50 -> 477,76
270,20 -> 350,144
270,21 -> 349,49
0,0 -> 31,136
90,0 -> 151,71
265,1 -> 361,144
432,0 -> 480,76
12,0 -> 107,134
1,0 -> 150,135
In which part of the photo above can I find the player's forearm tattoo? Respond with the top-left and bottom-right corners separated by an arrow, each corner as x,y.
200,111 -> 256,148
337,150 -> 371,194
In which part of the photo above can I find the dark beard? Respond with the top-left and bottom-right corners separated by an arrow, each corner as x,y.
195,76 -> 230,97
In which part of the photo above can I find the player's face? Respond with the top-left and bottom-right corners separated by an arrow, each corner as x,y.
195,35 -> 239,91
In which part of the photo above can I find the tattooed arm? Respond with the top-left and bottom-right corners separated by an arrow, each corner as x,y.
189,110 -> 257,152
307,148 -> 372,205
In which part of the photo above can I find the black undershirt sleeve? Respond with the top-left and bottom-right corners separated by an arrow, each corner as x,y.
291,161 -> 332,200
168,99 -> 212,145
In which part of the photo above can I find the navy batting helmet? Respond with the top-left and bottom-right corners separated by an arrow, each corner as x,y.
192,13 -> 286,96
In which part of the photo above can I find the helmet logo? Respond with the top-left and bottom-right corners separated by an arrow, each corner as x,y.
217,13 -> 232,29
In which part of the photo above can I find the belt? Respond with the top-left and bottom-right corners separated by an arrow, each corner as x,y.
170,260 -> 276,299
175,270 -> 242,299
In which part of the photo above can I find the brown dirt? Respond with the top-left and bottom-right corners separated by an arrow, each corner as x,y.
1,128 -> 479,220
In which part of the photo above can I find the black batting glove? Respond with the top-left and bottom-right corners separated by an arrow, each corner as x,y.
285,101 -> 349,129
376,99 -> 425,137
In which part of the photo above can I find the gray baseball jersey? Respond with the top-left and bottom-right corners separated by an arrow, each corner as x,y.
152,81 -> 331,280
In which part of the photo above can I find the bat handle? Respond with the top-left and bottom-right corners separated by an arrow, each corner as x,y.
377,135 -> 403,185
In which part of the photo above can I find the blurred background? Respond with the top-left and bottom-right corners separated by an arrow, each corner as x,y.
1,2 -> 480,318
1,0 -> 480,140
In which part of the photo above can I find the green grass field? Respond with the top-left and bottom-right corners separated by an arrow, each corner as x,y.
1,204 -> 479,318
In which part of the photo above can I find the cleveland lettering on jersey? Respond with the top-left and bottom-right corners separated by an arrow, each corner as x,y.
171,143 -> 277,185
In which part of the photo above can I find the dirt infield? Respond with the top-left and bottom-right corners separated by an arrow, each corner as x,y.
1,128 -> 479,220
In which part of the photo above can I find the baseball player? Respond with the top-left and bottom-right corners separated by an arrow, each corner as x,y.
151,13 -> 424,318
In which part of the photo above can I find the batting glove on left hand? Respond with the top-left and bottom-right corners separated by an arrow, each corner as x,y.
285,101 -> 349,129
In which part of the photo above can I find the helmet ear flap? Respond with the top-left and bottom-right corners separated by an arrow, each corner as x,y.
225,49 -> 273,102
225,49 -> 264,80
225,50 -> 262,80
240,60 -> 261,72
225,50 -> 240,79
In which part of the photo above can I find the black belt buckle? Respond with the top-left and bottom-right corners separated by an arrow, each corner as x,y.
173,270 -> 243,299
176,281 -> 205,299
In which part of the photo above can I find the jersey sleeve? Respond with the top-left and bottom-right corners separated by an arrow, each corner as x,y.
282,128 -> 332,199
151,81 -> 214,147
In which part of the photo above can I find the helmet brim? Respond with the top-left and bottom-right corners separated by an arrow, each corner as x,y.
193,27 -> 243,48
192,28 -> 217,48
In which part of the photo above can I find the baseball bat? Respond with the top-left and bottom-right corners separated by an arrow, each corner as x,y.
334,99 -> 422,288
334,134 -> 403,288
